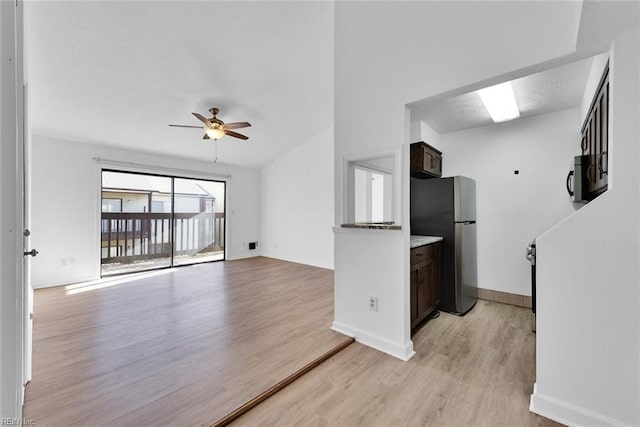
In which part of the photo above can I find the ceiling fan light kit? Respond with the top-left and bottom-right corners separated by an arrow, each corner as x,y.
205,127 -> 226,140
169,107 -> 251,141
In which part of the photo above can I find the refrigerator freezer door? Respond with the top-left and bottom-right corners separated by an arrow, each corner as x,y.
454,176 -> 477,222
455,222 -> 478,314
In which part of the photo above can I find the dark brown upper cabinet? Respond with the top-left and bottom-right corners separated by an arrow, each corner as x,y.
581,62 -> 609,199
410,141 -> 442,179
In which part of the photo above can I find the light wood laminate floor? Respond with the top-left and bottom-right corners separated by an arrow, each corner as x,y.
234,300 -> 562,427
24,257 -> 347,426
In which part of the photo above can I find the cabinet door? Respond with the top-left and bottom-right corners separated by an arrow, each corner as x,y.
411,243 -> 441,331
586,112 -> 598,194
418,259 -> 434,320
422,147 -> 433,174
433,242 -> 442,306
411,142 -> 442,178
410,264 -> 419,326
595,82 -> 608,191
410,144 -> 424,176
423,147 -> 442,177
429,152 -> 442,177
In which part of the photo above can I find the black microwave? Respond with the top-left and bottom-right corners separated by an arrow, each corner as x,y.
566,155 -> 590,203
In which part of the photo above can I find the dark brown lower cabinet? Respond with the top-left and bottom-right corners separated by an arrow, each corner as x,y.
410,241 -> 442,331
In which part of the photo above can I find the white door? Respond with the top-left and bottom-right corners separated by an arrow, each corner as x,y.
21,82 -> 33,387
16,0 -> 32,394
1,0 -> 28,414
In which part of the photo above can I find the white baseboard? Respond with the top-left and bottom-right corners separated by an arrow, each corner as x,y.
331,321 -> 415,361
33,274 -> 98,289
530,383 -> 632,427
225,253 -> 260,261
261,253 -> 334,270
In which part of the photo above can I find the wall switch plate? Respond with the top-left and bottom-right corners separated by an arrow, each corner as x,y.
368,296 -> 378,312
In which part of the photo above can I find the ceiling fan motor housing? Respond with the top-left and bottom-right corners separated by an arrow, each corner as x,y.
208,108 -> 224,125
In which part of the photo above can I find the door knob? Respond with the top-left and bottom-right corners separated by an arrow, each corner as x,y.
24,249 -> 38,257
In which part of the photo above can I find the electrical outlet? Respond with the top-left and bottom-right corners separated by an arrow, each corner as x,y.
368,296 -> 378,312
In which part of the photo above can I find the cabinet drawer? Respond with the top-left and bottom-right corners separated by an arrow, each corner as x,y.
411,244 -> 434,265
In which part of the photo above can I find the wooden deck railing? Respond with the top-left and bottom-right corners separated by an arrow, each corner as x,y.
100,212 -> 225,264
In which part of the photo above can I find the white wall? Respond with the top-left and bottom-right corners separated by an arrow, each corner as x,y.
261,126 -> 334,269
531,27 -> 640,426
580,52 -> 609,120
354,168 -> 370,222
334,1 -> 583,360
436,108 -> 581,296
31,135 -> 261,288
420,121 -> 440,146
332,228 -> 407,358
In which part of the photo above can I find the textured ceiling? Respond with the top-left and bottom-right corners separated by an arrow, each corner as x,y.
411,56 -> 597,134
25,1 -> 333,169
25,1 -> 637,166
577,0 -> 640,52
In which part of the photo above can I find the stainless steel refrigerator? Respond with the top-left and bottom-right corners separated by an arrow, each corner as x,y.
410,176 -> 478,315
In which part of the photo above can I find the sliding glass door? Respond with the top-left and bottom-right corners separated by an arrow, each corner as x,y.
100,170 -> 225,276
173,178 -> 225,267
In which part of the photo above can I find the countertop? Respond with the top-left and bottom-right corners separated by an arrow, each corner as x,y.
341,222 -> 401,230
410,235 -> 443,248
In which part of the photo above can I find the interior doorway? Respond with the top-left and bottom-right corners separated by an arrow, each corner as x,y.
100,170 -> 225,276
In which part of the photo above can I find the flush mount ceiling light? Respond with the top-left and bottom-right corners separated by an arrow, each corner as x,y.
477,82 -> 520,123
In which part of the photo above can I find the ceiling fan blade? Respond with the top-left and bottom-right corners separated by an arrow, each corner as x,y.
223,122 -> 251,130
169,124 -> 203,129
192,112 -> 212,125
225,130 -> 249,140
203,133 -> 210,140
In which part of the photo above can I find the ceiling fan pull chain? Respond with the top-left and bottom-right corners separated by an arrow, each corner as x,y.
214,139 -> 218,163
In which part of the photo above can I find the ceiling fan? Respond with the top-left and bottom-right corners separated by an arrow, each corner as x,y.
169,107 -> 251,141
